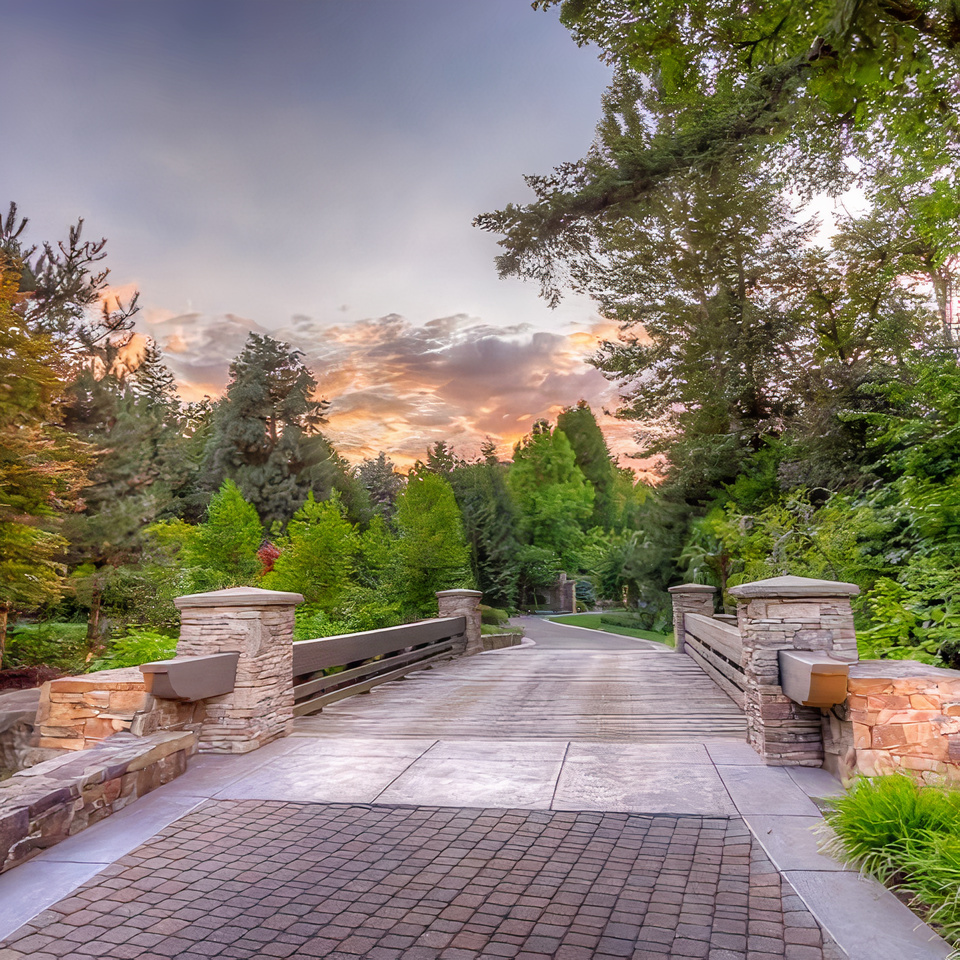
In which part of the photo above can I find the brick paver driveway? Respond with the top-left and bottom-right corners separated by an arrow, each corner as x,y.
1,800 -> 838,960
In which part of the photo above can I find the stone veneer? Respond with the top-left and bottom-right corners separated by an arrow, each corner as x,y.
436,589 -> 484,657
34,667 -> 203,752
0,729 -> 195,872
823,660 -> 960,783
729,576 -> 859,767
667,583 -> 716,656
174,587 -> 303,754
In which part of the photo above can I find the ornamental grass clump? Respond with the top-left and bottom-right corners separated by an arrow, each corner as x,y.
823,775 -> 960,946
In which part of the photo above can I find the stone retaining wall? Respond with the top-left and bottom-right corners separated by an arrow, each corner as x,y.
35,667 -> 203,752
0,729 -> 196,873
481,632 -> 523,651
823,660 -> 960,783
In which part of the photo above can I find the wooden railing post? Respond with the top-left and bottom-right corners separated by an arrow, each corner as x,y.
436,589 -> 483,656
728,575 -> 858,766
668,584 -> 716,655
174,586 -> 303,754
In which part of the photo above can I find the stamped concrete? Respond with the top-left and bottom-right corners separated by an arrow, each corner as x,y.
786,870 -> 952,960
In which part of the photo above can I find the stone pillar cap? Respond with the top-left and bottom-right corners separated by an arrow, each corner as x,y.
435,589 -> 483,598
728,575 -> 859,599
667,583 -> 717,594
175,586 -> 305,610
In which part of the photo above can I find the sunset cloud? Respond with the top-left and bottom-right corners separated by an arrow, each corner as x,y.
137,309 -> 652,472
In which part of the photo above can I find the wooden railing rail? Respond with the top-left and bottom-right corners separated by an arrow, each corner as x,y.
291,616 -> 467,717
683,612 -> 747,709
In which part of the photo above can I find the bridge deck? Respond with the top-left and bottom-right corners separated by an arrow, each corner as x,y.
293,617 -> 747,742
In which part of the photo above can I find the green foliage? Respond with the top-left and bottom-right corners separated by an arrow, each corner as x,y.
0,260 -> 83,649
201,333 -> 331,526
556,402 -> 621,530
88,628 -> 177,671
263,493 -> 358,608
182,480 -> 263,592
4,621 -> 89,674
355,452 -> 404,520
824,776 -> 960,946
507,423 -> 594,568
480,605 -> 510,626
394,474 -> 473,616
448,461 -> 522,610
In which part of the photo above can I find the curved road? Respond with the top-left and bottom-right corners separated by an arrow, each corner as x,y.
517,614 -> 665,650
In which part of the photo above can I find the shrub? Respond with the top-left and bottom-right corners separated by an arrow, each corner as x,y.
824,775 -> 960,946
5,622 -> 89,674
480,605 -> 509,626
87,628 -> 178,671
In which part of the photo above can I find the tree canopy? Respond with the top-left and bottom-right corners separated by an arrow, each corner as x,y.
477,1 -> 960,307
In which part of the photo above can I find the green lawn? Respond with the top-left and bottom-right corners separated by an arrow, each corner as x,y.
547,614 -> 674,647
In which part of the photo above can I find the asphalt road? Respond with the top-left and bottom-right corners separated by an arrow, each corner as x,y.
514,615 -> 666,651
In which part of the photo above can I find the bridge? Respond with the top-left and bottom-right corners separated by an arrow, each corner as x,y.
0,584 -> 952,960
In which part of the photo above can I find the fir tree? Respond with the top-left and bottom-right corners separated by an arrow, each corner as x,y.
202,333 -> 330,526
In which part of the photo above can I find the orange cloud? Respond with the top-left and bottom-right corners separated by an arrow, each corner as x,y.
134,310 -> 654,472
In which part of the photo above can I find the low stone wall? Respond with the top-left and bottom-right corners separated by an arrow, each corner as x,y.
36,667 -> 204,752
823,660 -> 960,783
0,729 -> 196,873
481,632 -> 523,651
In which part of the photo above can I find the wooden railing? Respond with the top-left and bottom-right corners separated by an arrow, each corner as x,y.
291,617 -> 467,717
683,613 -> 747,709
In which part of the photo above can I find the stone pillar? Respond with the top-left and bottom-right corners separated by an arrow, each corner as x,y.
667,584 -> 716,655
436,589 -> 484,657
728,575 -> 859,766
174,586 -> 303,754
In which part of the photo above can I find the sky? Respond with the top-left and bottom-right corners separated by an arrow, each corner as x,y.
1,1 -> 651,468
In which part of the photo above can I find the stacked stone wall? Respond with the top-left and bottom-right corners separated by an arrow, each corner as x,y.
823,663 -> 960,783
733,591 -> 858,767
0,730 -> 195,873
34,668 -> 203,753
174,587 -> 302,753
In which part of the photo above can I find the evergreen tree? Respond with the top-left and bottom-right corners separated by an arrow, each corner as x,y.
60,369 -> 188,639
448,461 -> 523,609
128,338 -> 179,405
298,434 -> 373,524
394,474 -> 473,616
1,203 -> 140,379
481,1 -> 959,278
182,480 -> 263,592
263,493 -> 358,609
507,422 -> 594,568
557,401 -> 620,530
356,452 -> 405,519
202,333 -> 330,526
0,259 -> 87,656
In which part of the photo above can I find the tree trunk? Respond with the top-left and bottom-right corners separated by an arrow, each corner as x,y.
0,601 -> 8,666
86,584 -> 102,644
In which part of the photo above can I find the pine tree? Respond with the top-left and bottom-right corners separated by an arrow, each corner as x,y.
355,452 -> 405,520
202,333 -> 330,526
0,259 -> 87,656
